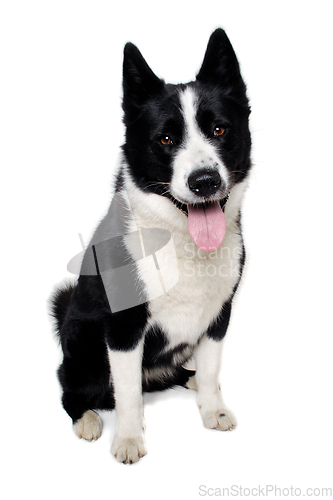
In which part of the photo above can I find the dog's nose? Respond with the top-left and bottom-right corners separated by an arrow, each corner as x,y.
188,169 -> 222,197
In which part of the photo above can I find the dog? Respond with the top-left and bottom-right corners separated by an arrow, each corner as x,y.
51,28 -> 251,464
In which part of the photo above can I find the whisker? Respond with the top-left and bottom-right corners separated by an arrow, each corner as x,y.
145,180 -> 170,189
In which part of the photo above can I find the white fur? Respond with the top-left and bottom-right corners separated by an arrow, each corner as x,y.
109,120 -> 248,455
111,436 -> 147,464
194,335 -> 236,430
170,87 -> 229,203
124,170 -> 247,350
107,340 -> 147,463
123,224 -> 179,302
73,410 -> 103,441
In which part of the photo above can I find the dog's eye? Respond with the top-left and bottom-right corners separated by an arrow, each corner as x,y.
160,135 -> 173,145
214,126 -> 226,137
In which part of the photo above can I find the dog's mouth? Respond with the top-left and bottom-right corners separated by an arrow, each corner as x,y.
170,194 -> 230,252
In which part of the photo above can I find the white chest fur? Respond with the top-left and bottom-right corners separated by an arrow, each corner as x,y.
123,176 -> 247,349
147,227 -> 242,348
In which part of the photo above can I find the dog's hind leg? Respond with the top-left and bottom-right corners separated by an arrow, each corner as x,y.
73,410 -> 103,441
58,318 -> 115,441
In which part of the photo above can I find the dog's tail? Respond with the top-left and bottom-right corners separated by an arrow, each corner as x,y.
142,366 -> 196,393
50,281 -> 76,338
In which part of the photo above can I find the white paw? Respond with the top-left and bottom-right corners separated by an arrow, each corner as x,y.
73,410 -> 103,441
201,409 -> 236,431
111,434 -> 147,464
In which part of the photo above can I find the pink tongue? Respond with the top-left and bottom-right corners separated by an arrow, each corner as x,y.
187,201 -> 226,251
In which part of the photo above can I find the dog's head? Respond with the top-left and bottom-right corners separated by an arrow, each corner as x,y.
122,29 -> 251,251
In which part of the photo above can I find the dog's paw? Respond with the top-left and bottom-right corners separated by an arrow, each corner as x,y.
73,410 -> 103,441
111,435 -> 147,464
201,409 -> 236,431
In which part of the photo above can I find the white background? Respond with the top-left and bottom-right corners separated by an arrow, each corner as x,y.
1,1 -> 332,499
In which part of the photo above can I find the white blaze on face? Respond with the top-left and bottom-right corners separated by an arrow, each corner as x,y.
170,86 -> 229,204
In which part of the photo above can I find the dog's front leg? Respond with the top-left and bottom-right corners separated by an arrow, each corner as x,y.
194,301 -> 236,431
108,339 -> 147,464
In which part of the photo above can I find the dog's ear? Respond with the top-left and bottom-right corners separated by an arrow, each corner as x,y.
123,43 -> 164,119
196,29 -> 246,96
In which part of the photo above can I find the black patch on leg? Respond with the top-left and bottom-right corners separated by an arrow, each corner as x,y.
58,316 -> 115,422
106,302 -> 149,351
207,300 -> 232,341
55,274 -> 149,422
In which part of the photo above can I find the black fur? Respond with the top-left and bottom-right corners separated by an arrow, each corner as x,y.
122,29 -> 251,201
206,301 -> 232,341
51,28 -> 251,429
52,276 -> 195,421
51,282 -> 76,336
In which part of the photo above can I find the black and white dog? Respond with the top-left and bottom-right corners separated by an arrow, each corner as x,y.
51,28 -> 251,464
